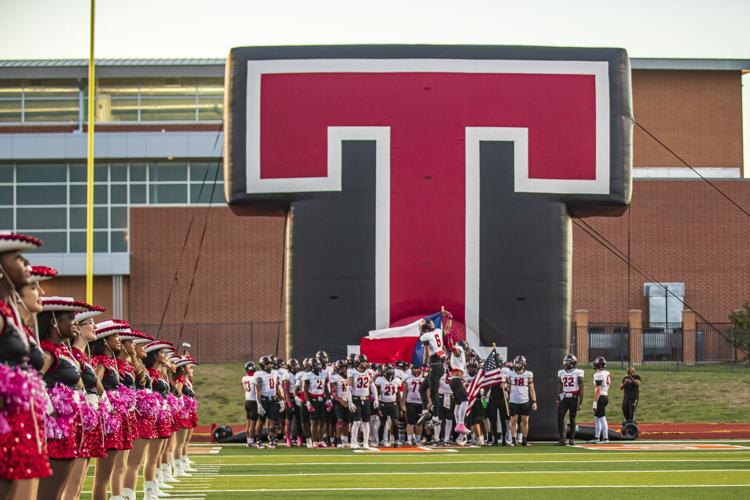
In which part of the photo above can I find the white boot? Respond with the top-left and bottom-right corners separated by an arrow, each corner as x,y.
110,496 -> 126,500
122,488 -> 136,500
174,459 -> 190,477
157,466 -> 173,489
182,456 -> 197,472
144,481 -> 160,500
163,462 -> 179,483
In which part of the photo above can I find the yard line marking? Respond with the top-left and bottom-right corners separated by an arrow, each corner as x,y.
170,484 -> 750,493
197,469 -> 750,478
194,458 -> 750,466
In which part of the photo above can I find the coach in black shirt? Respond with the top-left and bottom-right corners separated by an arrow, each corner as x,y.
619,367 -> 641,422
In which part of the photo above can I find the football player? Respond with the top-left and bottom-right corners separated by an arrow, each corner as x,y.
346,354 -> 379,448
508,355 -> 537,446
484,353 -> 508,446
435,363 -> 454,446
253,355 -> 281,448
465,358 -> 486,446
282,359 -> 301,447
369,364 -> 382,446
402,365 -> 424,445
242,361 -> 258,447
375,365 -> 403,447
590,356 -> 611,444
449,340 -> 472,436
304,358 -> 330,448
329,360 -> 350,447
297,358 -> 313,447
417,319 -> 447,427
556,354 -> 584,446
316,350 -> 336,445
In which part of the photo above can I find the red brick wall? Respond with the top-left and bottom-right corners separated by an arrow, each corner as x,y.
632,70 -> 743,169
572,180 -> 750,323
128,207 -> 286,361
43,275 -> 128,318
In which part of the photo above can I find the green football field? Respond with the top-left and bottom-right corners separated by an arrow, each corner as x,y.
79,441 -> 750,499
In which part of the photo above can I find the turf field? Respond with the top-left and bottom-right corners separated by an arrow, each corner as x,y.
80,441 -> 750,499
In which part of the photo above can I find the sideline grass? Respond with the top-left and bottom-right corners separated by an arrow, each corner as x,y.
79,441 -> 750,499
194,363 -> 750,425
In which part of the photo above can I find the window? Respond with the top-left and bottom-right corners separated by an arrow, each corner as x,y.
1,77 -> 224,124
17,185 -> 66,205
140,78 -> 198,122
6,160 -> 223,253
26,231 -> 68,253
149,183 -> 187,204
17,207 -> 66,230
23,80 -> 80,123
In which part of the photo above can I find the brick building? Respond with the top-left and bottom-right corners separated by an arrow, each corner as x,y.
0,57 -> 748,362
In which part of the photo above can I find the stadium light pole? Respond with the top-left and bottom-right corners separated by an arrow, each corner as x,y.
86,0 -> 96,303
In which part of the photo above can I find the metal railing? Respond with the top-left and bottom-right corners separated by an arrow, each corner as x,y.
570,321 -> 748,371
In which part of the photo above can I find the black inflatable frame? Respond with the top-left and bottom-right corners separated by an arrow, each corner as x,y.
224,45 -> 632,438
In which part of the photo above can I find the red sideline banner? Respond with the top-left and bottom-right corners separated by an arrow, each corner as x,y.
360,336 -> 417,364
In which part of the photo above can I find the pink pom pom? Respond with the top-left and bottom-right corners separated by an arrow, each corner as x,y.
44,383 -> 81,439
80,400 -> 99,431
135,390 -> 162,418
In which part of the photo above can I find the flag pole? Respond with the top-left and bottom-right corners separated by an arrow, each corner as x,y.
85,0 -> 96,303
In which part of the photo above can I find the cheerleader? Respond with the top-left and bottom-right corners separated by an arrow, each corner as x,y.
119,329 -> 155,500
36,297 -> 89,500
159,349 -> 181,487
142,341 -> 175,498
170,356 -> 192,478
90,320 -> 131,500
0,232 -> 50,500
66,302 -> 106,500
175,356 -> 199,473
104,325 -> 140,500
14,263 -> 55,373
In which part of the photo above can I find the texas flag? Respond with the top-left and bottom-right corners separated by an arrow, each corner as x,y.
360,312 -> 443,367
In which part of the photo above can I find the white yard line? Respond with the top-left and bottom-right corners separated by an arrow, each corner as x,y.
189,468 -> 750,478
169,484 -> 750,493
191,458 -> 750,466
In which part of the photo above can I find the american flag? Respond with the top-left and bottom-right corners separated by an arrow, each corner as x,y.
466,348 -> 504,414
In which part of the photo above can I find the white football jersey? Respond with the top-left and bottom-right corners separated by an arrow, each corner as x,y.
294,371 -> 305,395
508,370 -> 534,403
594,370 -> 611,396
349,369 -> 372,397
558,368 -> 584,394
450,345 -> 466,372
254,370 -> 278,398
420,328 -> 446,358
375,376 -> 402,403
403,373 -> 424,404
330,373 -> 348,401
304,370 -> 327,397
438,372 -> 452,396
242,374 -> 256,401
282,370 -> 296,393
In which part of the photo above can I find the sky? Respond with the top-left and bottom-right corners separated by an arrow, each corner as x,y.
0,0 -> 749,60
